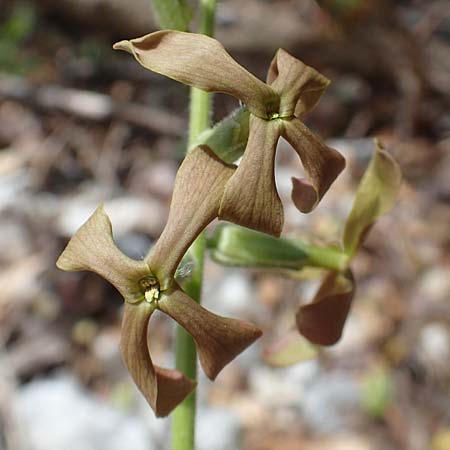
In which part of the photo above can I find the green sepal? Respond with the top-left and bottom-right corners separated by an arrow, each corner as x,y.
190,108 -> 250,164
209,223 -> 348,272
150,0 -> 193,31
208,223 -> 309,270
343,140 -> 402,258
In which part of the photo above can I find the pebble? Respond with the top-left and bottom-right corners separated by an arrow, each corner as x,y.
57,194 -> 165,237
248,365 -> 310,409
197,407 -> 241,450
205,271 -> 256,319
301,373 -> 361,434
419,323 -> 450,375
417,267 -> 450,305
15,373 -> 156,450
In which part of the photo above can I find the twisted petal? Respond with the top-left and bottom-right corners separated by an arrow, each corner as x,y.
56,205 -> 150,303
146,146 -> 235,287
267,49 -> 330,118
296,270 -> 355,346
282,118 -> 345,213
159,285 -> 262,380
114,31 -> 279,119
219,115 -> 284,237
343,142 -> 402,257
121,302 -> 195,417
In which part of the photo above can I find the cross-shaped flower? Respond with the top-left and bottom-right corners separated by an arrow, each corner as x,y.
57,146 -> 261,417
114,31 -> 346,237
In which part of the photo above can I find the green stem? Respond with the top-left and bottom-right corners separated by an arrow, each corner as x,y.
171,2 -> 217,450
296,242 -> 350,272
188,0 -> 217,147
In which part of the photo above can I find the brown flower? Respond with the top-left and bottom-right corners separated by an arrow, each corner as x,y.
57,146 -> 261,416
265,143 -> 402,364
114,31 -> 345,236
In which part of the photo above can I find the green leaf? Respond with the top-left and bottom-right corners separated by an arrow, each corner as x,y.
1,2 -> 35,42
190,108 -> 250,164
360,366 -> 393,419
0,2 -> 36,74
150,0 -> 193,31
209,224 -> 309,270
263,330 -> 319,367
343,141 -> 402,258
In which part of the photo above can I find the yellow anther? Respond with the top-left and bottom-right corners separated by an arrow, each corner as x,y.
270,112 -> 280,120
139,275 -> 160,305
144,287 -> 160,304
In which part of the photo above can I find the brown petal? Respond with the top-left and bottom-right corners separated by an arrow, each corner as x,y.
146,146 -> 235,287
120,302 -> 195,417
56,205 -> 150,303
158,285 -> 262,380
296,270 -> 355,346
267,48 -> 329,118
114,31 -> 279,119
282,118 -> 345,213
219,115 -> 284,237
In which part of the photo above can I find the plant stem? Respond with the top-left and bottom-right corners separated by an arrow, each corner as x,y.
296,242 -> 350,272
171,2 -> 216,450
171,235 -> 205,450
188,0 -> 217,147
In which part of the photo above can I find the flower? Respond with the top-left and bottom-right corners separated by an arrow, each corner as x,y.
113,31 -> 346,237
296,143 -> 402,345
56,146 -> 262,416
265,142 -> 402,365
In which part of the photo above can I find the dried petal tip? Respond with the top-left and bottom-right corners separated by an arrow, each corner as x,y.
56,205 -> 150,302
113,40 -> 133,52
121,303 -> 195,417
154,367 -> 196,417
296,270 -> 355,346
159,287 -> 262,380
291,177 -> 319,214
283,118 -> 346,213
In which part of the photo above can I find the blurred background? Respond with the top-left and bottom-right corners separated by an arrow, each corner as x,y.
0,0 -> 449,449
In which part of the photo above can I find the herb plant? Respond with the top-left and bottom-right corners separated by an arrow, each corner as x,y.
56,1 -> 401,449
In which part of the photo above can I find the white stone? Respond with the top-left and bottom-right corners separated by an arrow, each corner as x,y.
302,373 -> 361,434
197,407 -> 240,450
419,323 -> 450,374
15,373 -> 156,450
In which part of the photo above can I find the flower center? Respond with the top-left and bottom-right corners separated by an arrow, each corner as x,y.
139,276 -> 160,305
269,112 -> 294,121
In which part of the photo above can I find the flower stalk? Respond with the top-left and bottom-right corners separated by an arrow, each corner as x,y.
172,1 -> 217,450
